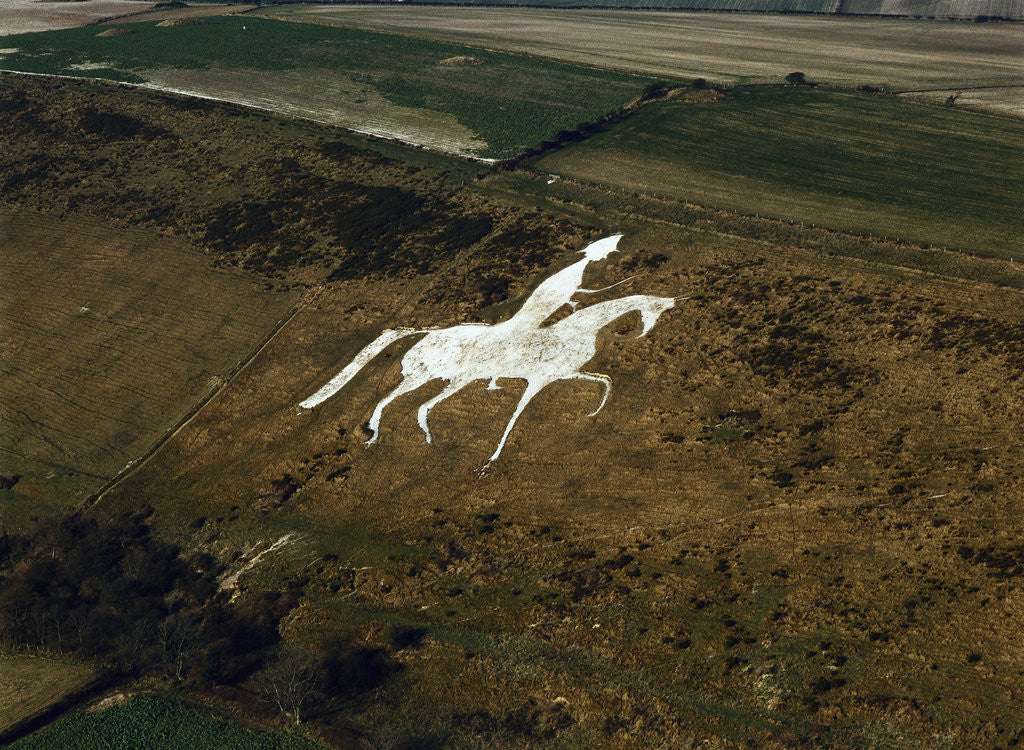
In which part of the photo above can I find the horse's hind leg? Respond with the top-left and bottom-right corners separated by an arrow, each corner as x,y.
572,372 -> 612,416
417,380 -> 466,444
365,376 -> 427,445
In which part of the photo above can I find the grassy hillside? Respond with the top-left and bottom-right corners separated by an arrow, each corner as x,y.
6,71 -> 1024,747
0,16 -> 652,159
535,85 -> 1024,258
0,71 -> 591,523
0,209 -> 296,518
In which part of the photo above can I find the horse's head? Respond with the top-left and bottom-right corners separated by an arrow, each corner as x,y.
581,234 -> 623,262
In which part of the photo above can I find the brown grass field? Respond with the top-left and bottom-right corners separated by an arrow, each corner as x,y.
266,6 -> 1024,108
0,208 -> 297,518
0,651 -> 96,734
5,71 -> 1024,745
106,210 -> 1024,746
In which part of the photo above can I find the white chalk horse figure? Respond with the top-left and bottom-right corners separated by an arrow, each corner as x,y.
300,235 -> 677,465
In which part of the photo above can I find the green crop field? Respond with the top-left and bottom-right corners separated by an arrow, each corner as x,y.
0,652 -> 96,735
0,16 -> 652,159
10,695 -> 319,750
535,85 -> 1024,258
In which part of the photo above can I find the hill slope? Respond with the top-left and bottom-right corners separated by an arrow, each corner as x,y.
5,73 -> 1024,747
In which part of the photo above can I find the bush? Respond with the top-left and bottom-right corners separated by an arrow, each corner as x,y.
387,623 -> 426,650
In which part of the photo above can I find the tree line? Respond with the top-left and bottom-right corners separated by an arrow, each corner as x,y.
0,510 -> 396,729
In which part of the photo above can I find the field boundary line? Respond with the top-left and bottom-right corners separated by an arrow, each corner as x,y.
505,170 -> 1024,291
0,670 -> 122,745
895,83 -> 1024,94
83,289 -> 312,511
0,69 -> 492,163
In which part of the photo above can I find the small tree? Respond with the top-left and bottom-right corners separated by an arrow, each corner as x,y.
257,647 -> 321,726
785,71 -> 808,86
158,612 -> 197,681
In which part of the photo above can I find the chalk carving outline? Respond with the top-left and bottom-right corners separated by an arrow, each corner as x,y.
301,235 -> 679,465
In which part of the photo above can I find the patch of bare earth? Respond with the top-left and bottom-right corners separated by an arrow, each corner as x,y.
139,67 -> 488,158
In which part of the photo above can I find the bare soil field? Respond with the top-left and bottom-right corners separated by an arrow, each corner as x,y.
841,0 -> 1024,16
383,0 -> 1024,16
0,0 -> 153,35
273,6 -> 1024,106
102,3 -> 256,26
0,0 -> 250,36
0,651 -> 96,735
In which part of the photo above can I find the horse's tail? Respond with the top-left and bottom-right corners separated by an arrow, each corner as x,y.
299,328 -> 422,409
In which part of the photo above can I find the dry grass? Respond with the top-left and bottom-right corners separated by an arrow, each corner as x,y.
7,72 -> 1024,745
108,217 -> 1024,745
271,6 -> 1024,106
0,651 -> 96,734
0,208 -> 296,516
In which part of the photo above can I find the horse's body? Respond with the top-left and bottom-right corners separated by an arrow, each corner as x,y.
300,236 -> 678,465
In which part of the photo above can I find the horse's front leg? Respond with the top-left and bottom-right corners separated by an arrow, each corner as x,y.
416,380 -> 466,444
365,376 -> 426,445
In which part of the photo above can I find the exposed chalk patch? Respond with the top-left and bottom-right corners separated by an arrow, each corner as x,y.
218,532 -> 297,593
